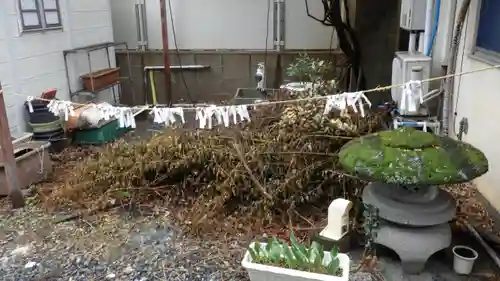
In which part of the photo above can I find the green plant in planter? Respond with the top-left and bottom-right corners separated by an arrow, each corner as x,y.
248,232 -> 342,276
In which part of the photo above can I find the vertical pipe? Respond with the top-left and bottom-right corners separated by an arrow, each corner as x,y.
159,0 -> 172,105
423,0 -> 434,55
124,43 -> 135,104
87,52 -> 94,92
418,32 -> 425,53
142,58 -> 149,104
105,46 -> 117,103
441,0 -> 458,66
408,32 -> 417,53
135,4 -> 142,50
63,53 -> 72,99
442,0 -> 471,136
141,3 -> 149,50
275,1 -> 281,52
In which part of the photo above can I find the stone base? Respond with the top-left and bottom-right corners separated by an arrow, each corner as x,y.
312,232 -> 352,253
363,182 -> 456,226
374,221 -> 451,274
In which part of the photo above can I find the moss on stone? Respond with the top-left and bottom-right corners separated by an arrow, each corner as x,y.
378,127 -> 440,148
338,127 -> 489,185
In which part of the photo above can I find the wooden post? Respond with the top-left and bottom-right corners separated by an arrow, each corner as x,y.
0,83 -> 25,209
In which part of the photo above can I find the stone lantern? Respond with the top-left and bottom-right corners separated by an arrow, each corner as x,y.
338,127 -> 488,274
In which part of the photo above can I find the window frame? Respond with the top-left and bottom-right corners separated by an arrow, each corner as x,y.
470,0 -> 500,65
18,0 -> 63,33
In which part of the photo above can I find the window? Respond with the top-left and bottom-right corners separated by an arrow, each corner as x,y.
473,0 -> 500,60
18,0 -> 62,32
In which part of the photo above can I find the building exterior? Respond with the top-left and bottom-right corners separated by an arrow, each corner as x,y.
108,0 -> 351,106
436,0 -> 500,212
0,0 -> 115,134
110,0 -> 342,51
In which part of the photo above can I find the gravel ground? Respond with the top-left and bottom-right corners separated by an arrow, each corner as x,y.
0,143 -> 390,281
1,184 -> 496,280
0,203 -> 386,281
0,204 -> 249,281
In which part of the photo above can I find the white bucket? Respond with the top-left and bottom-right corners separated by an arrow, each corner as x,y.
452,245 -> 478,275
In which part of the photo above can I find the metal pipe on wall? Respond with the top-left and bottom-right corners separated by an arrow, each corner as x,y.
423,0 -> 434,55
135,2 -> 149,51
159,0 -> 173,105
441,0 -> 458,66
409,32 -> 417,53
142,1 -> 149,49
442,0 -> 471,136
418,32 -> 425,53
275,0 -> 281,52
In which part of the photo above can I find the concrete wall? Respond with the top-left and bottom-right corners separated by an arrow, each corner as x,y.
0,0 -> 115,135
114,0 -> 403,107
110,0 -> 339,51
116,51 -> 348,105
444,0 -> 500,212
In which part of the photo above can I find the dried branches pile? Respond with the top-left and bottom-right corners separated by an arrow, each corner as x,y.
43,95 -> 386,232
43,55 -> 387,232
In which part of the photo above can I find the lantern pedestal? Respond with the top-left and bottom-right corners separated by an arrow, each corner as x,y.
363,182 -> 456,274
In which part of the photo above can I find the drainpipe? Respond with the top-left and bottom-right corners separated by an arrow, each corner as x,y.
423,0 -> 434,55
418,32 -> 425,53
442,0 -> 471,136
135,1 -> 149,51
409,32 -> 417,53
159,0 -> 173,105
441,0 -> 458,66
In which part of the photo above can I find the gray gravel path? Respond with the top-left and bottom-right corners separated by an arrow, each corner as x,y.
0,206 -> 248,281
0,204 -> 398,281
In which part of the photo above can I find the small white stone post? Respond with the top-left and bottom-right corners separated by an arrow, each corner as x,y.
320,198 -> 353,240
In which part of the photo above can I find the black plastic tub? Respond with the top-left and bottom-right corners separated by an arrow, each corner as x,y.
33,128 -> 68,153
24,100 -> 59,124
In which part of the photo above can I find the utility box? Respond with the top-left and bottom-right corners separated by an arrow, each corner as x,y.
400,0 -> 427,31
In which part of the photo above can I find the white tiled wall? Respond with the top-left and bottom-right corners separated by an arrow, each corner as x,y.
0,0 -> 115,134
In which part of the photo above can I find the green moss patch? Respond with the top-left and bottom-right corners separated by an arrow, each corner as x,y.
339,127 -> 489,185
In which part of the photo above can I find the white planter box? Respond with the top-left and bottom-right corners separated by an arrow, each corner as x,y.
241,242 -> 350,281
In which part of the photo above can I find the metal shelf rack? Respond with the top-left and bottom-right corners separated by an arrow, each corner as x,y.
63,42 -> 135,104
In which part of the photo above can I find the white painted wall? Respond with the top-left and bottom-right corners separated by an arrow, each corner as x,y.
0,0 -> 115,135
285,0 -> 338,50
110,0 -> 339,50
439,0 -> 500,211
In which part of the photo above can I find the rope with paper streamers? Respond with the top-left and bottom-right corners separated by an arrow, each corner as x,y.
15,63 -> 500,130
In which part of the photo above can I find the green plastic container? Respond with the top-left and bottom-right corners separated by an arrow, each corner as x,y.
72,119 -> 130,145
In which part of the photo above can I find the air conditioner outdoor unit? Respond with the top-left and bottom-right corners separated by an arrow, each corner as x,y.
391,51 -> 431,115
400,0 -> 427,31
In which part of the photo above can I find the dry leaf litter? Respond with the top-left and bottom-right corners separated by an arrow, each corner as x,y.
43,93 -> 387,234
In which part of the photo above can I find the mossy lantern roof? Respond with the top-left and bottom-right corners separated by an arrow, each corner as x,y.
338,127 -> 489,185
